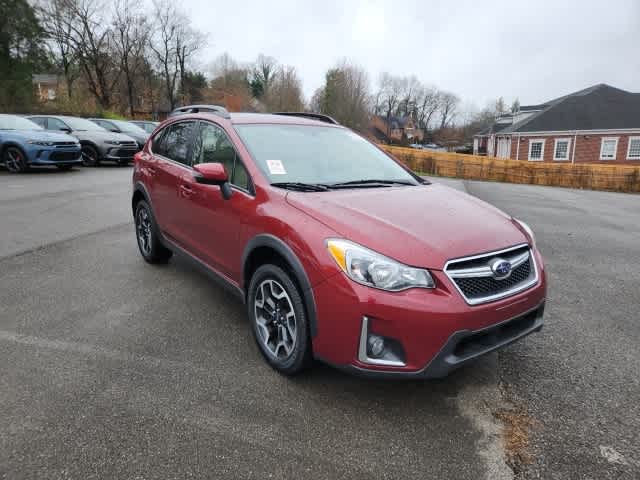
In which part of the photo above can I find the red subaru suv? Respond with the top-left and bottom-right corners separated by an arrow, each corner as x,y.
132,106 -> 546,378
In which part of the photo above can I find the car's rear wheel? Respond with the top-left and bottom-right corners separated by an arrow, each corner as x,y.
81,145 -> 99,167
4,146 -> 29,173
248,264 -> 312,375
134,200 -> 172,264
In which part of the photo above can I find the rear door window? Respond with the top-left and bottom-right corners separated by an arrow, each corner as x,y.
156,121 -> 196,166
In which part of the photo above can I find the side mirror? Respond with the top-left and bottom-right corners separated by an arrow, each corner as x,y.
193,163 -> 232,200
60,127 -> 72,133
110,128 -> 121,133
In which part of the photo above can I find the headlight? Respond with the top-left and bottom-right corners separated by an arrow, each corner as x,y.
104,140 -> 121,145
327,239 -> 435,291
514,219 -> 536,246
27,140 -> 55,146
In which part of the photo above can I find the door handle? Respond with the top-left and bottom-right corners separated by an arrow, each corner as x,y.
179,185 -> 193,197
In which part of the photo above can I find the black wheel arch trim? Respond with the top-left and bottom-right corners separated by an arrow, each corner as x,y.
242,234 -> 318,337
132,181 -> 154,216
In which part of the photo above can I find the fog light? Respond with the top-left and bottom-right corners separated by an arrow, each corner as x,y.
368,335 -> 385,357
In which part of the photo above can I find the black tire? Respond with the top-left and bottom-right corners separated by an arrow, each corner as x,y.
81,144 -> 100,167
134,200 -> 172,264
3,146 -> 29,173
56,165 -> 73,171
247,264 -> 312,375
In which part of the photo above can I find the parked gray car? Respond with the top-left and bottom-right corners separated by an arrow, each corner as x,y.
88,118 -> 149,149
129,120 -> 159,134
27,115 -> 138,166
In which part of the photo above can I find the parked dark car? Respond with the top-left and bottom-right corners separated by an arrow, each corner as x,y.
27,115 -> 138,166
89,118 -> 149,149
0,114 -> 81,173
130,120 -> 159,134
132,106 -> 546,378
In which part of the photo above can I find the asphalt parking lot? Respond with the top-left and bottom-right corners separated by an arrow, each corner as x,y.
1,166 -> 638,479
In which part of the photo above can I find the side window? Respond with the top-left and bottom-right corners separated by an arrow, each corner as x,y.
151,127 -> 169,157
162,121 -> 196,166
48,118 -> 68,131
193,122 -> 251,191
30,117 -> 46,128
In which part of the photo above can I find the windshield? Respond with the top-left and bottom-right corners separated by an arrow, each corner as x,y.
234,124 -> 418,186
63,117 -> 107,131
0,115 -> 43,130
111,120 -> 147,134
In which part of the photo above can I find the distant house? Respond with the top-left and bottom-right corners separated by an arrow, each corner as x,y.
370,115 -> 424,144
32,74 -> 60,102
474,84 -> 640,164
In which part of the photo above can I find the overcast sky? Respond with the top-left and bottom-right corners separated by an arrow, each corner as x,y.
180,0 -> 639,112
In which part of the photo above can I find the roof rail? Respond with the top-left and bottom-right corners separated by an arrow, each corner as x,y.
169,104 -> 231,119
273,112 -> 340,125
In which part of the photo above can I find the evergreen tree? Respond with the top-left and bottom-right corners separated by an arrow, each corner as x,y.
0,0 -> 49,111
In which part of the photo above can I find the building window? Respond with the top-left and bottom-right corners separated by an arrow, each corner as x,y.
627,137 -> 640,160
600,137 -> 619,160
528,139 -> 545,161
553,138 -> 571,161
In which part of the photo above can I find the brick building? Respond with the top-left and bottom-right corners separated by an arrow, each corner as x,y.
370,115 -> 424,144
473,84 -> 640,164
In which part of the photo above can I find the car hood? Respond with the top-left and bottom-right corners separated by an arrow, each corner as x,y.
2,129 -> 79,143
72,130 -> 136,143
285,183 -> 528,269
123,131 -> 149,144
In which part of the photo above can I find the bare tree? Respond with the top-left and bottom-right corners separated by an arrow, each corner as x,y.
438,91 -> 460,129
377,72 -> 406,136
38,0 -> 79,99
149,0 -> 180,110
61,0 -> 120,109
415,86 -> 441,131
314,60 -> 370,130
249,54 -> 277,98
263,66 -> 304,112
112,0 -> 150,116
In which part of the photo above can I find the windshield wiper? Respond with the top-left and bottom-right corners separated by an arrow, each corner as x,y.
329,179 -> 417,188
271,182 -> 330,192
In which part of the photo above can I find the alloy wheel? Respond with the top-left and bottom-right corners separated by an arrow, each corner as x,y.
136,207 -> 153,256
81,146 -> 98,166
5,148 -> 24,173
254,279 -> 297,360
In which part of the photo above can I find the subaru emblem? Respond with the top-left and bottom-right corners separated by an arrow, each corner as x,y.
490,258 -> 512,279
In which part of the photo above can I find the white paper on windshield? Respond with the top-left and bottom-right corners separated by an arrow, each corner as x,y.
266,159 -> 287,175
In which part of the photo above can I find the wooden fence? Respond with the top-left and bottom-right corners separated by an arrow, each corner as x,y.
381,146 -> 640,193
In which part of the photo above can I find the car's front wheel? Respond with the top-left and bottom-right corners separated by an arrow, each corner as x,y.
81,145 -> 99,167
134,200 -> 172,264
248,264 -> 312,375
4,146 -> 29,173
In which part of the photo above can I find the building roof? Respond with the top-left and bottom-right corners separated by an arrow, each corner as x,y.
375,115 -> 413,129
501,84 -> 640,133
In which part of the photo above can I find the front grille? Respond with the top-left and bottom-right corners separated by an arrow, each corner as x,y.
50,150 -> 81,161
445,244 -> 537,305
114,148 -> 137,157
453,305 -> 541,359
54,141 -> 77,148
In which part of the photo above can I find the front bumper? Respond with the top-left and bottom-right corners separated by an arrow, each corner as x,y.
27,147 -> 82,165
103,146 -> 140,161
311,248 -> 547,378
338,301 -> 544,379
